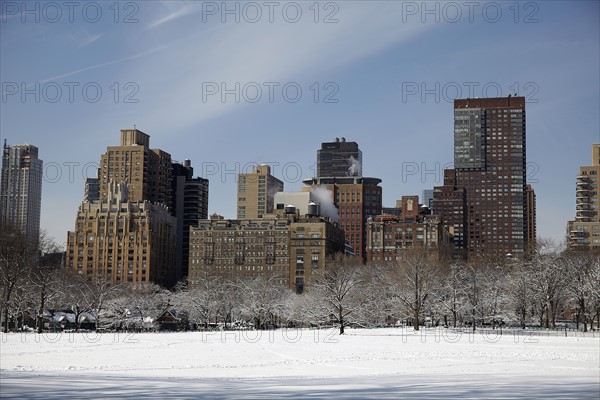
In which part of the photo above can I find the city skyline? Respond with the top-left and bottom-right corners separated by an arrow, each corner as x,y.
1,1 -> 599,248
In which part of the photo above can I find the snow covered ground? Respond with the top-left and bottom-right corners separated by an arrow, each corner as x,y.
1,328 -> 598,399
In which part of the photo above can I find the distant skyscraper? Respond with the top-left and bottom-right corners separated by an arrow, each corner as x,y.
99,129 -> 172,205
171,159 -> 209,280
435,96 -> 530,257
237,165 -> 283,219
67,129 -> 178,287
567,144 -> 600,250
317,137 -> 362,178
309,138 -> 380,261
0,141 -> 43,244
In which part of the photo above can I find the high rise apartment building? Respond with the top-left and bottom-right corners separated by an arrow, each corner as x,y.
237,165 -> 283,219
67,129 -> 181,287
99,129 -> 172,205
567,144 -> 600,250
0,141 -> 43,244
307,138 -> 381,261
317,137 -> 362,178
435,96 -> 531,257
171,159 -> 209,280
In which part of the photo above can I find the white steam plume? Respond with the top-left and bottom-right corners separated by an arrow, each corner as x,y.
311,187 -> 338,221
348,156 -> 361,177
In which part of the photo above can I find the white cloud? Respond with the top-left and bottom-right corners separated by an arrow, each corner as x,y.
127,2 -> 439,131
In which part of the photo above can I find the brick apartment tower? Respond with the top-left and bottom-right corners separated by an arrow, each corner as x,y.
0,142 -> 43,245
435,97 -> 532,258
305,138 -> 381,261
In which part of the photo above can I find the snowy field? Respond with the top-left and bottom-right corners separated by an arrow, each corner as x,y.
1,328 -> 598,399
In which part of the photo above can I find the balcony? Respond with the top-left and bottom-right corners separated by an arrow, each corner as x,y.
569,231 -> 589,238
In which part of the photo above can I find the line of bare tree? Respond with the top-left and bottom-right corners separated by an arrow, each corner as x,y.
2,220 -> 599,335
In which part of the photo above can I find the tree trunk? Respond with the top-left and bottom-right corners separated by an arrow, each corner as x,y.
37,287 -> 46,334
414,308 -> 420,331
74,306 -> 82,331
581,298 -> 587,332
3,309 -> 8,333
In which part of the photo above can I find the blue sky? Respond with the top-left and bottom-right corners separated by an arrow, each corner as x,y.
1,0 -> 599,248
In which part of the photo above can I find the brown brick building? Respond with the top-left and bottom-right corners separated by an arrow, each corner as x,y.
366,196 -> 452,263
188,211 -> 345,293
432,169 -> 467,256
303,176 -> 382,262
434,97 -> 533,258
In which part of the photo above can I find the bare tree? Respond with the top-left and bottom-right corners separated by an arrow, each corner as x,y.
176,273 -> 224,329
366,262 -> 401,326
391,250 -> 440,331
479,261 -> 509,329
0,221 -> 35,332
563,250 -> 598,332
235,275 -> 287,330
60,273 -> 125,330
529,239 -> 566,329
106,283 -> 170,331
435,261 -> 469,328
507,261 -> 534,328
308,254 -> 373,335
29,231 -> 64,333
587,254 -> 600,330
